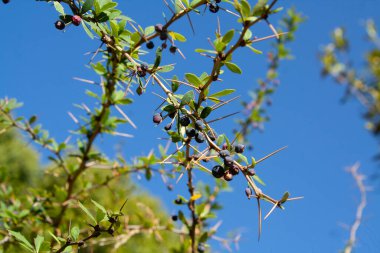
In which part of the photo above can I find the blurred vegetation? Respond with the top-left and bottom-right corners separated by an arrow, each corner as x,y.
0,123 -> 178,252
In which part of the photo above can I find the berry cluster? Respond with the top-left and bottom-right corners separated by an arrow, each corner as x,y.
145,23 -> 178,54
211,143 -> 252,181
54,15 -> 82,30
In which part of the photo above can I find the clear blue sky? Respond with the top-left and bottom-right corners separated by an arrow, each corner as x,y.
1,1 -> 380,252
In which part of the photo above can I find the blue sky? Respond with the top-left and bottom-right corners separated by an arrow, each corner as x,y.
1,0 -> 380,252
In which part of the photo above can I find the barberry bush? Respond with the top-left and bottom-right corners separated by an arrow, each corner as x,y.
0,0 -> 302,252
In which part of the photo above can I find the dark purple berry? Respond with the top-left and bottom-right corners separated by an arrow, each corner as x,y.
174,198 -> 183,205
245,187 -> 252,199
164,123 -> 172,131
198,243 -> 206,253
222,143 -> 228,150
153,113 -> 162,124
195,132 -> 205,143
72,15 -> 82,26
154,24 -> 164,33
162,42 -> 168,49
186,128 -> 196,138
219,149 -> 230,158
171,215 -> 178,221
195,120 -> 204,130
212,165 -> 225,178
207,130 -> 217,141
168,111 -> 176,119
223,155 -> 234,167
2,0 -> 10,4
209,3 -> 219,13
179,115 -> 191,126
234,144 -> 245,153
167,184 -> 174,191
55,20 -> 65,30
141,64 -> 149,71
216,0 -> 221,3
224,171 -> 233,181
146,41 -> 155,49
229,164 -> 239,175
169,46 -> 177,54
160,32 -> 168,41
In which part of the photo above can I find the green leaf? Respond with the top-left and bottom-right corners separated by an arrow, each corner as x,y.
246,44 -> 263,54
195,48 -> 217,54
200,107 -> 212,118
144,26 -> 155,36
78,201 -> 97,224
53,2 -> 65,15
252,174 -> 266,186
153,47 -> 163,69
169,31 -> 187,42
91,199 -> 107,214
237,153 -> 248,165
180,90 -> 194,106
82,21 -> 94,39
82,0 -> 94,14
8,231 -> 34,252
280,192 -> 290,204
70,226 -> 80,241
34,235 -> 44,253
101,2 -> 118,12
225,62 -> 242,74
208,89 -> 235,98
185,73 -> 202,87
222,29 -> 235,44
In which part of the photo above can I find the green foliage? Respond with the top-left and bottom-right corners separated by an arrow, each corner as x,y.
1,0 -> 303,252
320,20 -> 380,142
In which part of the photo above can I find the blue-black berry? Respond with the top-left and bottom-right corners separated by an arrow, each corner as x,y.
209,3 -> 219,13
195,132 -> 205,143
170,46 -> 177,54
229,164 -> 239,175
195,120 -> 204,130
3,0 -> 10,4
164,123 -> 172,131
154,24 -> 164,33
223,155 -> 234,167
212,165 -> 225,178
197,243 -> 206,253
160,32 -> 168,41
219,149 -> 230,158
180,115 -> 191,126
245,187 -> 252,199
186,128 -> 196,138
146,41 -> 155,49
234,144 -> 245,153
55,20 -> 65,30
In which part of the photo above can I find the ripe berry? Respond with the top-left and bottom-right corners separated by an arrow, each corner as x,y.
207,130 -> 217,141
209,3 -> 220,13
223,156 -> 234,167
222,143 -> 228,150
171,215 -> 178,221
186,128 -> 196,138
212,165 -> 225,178
153,113 -> 163,124
167,184 -> 174,191
234,144 -> 245,153
141,64 -> 149,71
146,41 -> 155,49
72,15 -> 82,26
179,115 -> 191,126
160,32 -> 168,41
224,171 -> 233,181
229,164 -> 239,175
162,42 -> 168,49
154,23 -> 164,33
219,149 -> 230,158
245,187 -> 252,199
195,120 -> 204,130
195,132 -> 205,143
164,123 -> 172,131
55,20 -> 65,30
137,67 -> 146,77
169,46 -> 177,54
174,198 -> 183,205
197,243 -> 206,253
2,0 -> 10,4
168,111 -> 176,119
